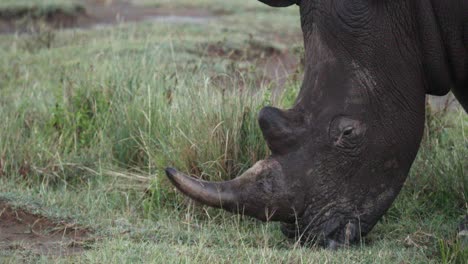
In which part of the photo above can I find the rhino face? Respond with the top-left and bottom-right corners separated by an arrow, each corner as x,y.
166,0 -> 438,247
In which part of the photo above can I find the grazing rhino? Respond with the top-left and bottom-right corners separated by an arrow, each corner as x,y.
166,0 -> 468,248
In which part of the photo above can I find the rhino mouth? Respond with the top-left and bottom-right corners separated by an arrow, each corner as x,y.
280,220 -> 362,248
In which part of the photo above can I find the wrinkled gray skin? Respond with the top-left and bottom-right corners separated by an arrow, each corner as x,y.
166,0 -> 468,248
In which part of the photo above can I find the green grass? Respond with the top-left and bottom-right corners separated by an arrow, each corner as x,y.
0,1 -> 466,263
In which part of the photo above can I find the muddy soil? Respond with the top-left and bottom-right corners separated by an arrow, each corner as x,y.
0,200 -> 92,256
0,0 -> 214,34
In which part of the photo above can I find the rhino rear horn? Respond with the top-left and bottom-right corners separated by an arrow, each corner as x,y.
258,107 -> 305,154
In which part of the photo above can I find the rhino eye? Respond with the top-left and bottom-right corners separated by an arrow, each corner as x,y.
329,116 -> 366,148
342,126 -> 354,137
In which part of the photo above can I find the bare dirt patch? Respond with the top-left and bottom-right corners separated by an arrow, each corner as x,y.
0,0 -> 216,34
81,0 -> 214,28
0,200 -> 92,256
0,5 -> 86,34
192,40 -> 300,92
202,41 -> 281,62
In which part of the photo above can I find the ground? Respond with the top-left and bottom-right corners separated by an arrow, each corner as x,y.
0,200 -> 91,255
0,0 -> 466,263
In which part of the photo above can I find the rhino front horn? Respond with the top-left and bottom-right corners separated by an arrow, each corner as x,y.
165,167 -> 237,209
165,160 -> 295,222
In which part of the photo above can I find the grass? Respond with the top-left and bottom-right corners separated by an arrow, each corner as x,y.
0,1 -> 466,263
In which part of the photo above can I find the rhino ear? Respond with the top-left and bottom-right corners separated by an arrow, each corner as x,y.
258,0 -> 299,7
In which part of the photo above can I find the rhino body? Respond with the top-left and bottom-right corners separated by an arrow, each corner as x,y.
166,0 -> 468,247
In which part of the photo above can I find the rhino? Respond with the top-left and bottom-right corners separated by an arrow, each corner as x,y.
166,0 -> 468,247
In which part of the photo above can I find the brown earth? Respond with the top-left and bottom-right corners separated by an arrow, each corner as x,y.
0,0 -> 215,34
191,41 -> 301,94
0,200 -> 92,256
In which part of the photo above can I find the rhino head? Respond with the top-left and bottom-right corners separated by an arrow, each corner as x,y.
166,0 -> 467,247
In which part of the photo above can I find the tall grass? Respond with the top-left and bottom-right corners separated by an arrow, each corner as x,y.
0,21 -> 280,189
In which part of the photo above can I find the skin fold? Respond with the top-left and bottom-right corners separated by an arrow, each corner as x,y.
166,0 -> 468,248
